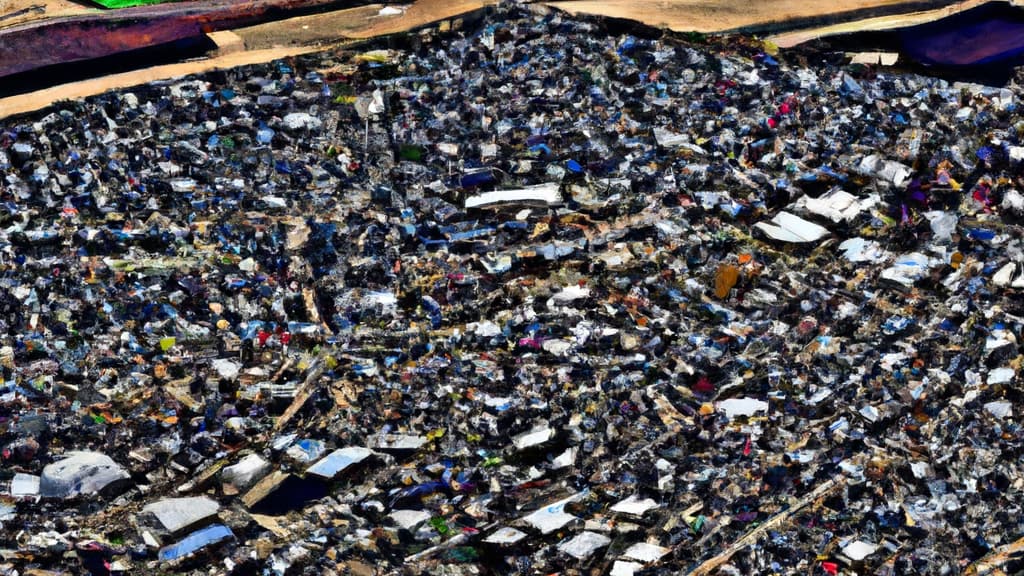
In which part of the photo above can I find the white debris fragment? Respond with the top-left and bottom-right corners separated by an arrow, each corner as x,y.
522,492 -> 585,534
465,183 -> 561,209
988,367 -> 1015,385
985,401 -> 1013,419
754,211 -> 830,243
848,52 -> 898,66
471,320 -> 503,338
610,494 -> 660,517
10,474 -> 40,498
558,531 -> 611,559
880,252 -> 935,286
795,190 -> 877,222
212,358 -> 241,381
717,397 -> 769,419
551,447 -> 577,469
622,542 -> 670,563
389,510 -> 431,530
842,540 -> 878,561
513,426 -> 554,450
221,454 -> 272,490
547,285 -> 591,308
282,112 -> 322,131
611,561 -> 645,576
306,447 -> 374,479
838,237 -> 887,263
859,154 -> 912,186
141,496 -> 220,534
484,527 -> 528,545
40,452 -> 130,499
371,434 -> 428,451
994,262 -> 1017,287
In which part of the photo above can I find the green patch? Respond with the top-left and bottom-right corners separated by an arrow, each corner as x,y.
89,0 -> 180,9
443,546 -> 479,562
399,144 -> 425,162
429,516 -> 450,535
159,336 -> 176,351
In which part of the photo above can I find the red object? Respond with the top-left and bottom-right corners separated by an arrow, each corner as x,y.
766,117 -> 778,129
973,184 -> 992,206
779,102 -> 790,114
518,337 -> 541,349
281,332 -> 291,346
693,375 -> 715,394
822,561 -> 839,575
743,436 -> 752,456
257,330 -> 270,346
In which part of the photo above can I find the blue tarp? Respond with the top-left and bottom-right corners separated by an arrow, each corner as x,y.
158,524 -> 233,562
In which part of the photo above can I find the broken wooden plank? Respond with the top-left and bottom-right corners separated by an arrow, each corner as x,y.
966,534 -> 1024,576
686,477 -> 845,576
272,358 -> 324,433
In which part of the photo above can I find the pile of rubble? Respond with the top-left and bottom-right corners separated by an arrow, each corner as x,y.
3,3 -> 1024,575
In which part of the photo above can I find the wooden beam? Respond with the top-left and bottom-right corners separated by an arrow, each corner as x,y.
685,477 -> 845,576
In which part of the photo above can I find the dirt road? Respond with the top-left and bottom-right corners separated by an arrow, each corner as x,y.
767,0 -> 990,47
542,0 -> 957,33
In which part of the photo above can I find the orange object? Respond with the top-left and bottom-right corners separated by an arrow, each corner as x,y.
715,264 -> 740,299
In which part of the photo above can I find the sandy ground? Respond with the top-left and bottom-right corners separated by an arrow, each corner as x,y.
0,0 -> 98,27
233,0 -> 492,49
2,0 -> 961,31
0,43 -> 320,118
349,0 -> 491,38
543,0 -> 955,33
768,0 -> 990,47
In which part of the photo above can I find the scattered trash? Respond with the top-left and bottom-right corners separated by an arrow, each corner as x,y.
220,453 -> 272,491
2,2 -> 1024,574
140,496 -> 221,536
305,447 -> 375,480
842,539 -> 878,561
754,212 -> 831,243
158,524 -> 234,563
39,452 -> 130,499
558,531 -> 612,559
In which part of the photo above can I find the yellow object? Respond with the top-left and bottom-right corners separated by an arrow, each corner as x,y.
354,50 -> 392,63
